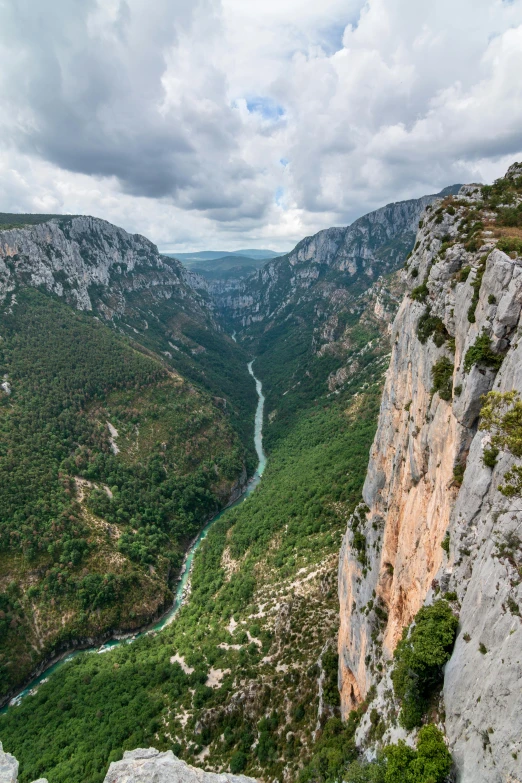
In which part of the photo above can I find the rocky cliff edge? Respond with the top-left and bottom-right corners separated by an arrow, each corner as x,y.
338,164 -> 522,782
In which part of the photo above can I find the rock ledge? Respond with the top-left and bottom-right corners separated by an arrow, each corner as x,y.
105,749 -> 257,783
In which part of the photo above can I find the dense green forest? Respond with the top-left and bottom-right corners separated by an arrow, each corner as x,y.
254,303 -> 387,449
113,289 -> 258,470
0,289 -> 246,697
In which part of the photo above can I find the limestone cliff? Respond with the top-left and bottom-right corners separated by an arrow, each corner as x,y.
218,188 -> 459,330
0,215 -> 210,321
339,164 -> 522,782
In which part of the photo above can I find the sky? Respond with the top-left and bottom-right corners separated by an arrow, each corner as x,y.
1,0 -> 522,253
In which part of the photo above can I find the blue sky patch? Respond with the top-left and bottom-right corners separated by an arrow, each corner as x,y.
246,96 -> 285,121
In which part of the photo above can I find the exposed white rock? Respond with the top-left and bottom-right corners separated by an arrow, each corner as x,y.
0,742 -> 18,783
0,216 -> 212,323
103,749 -> 257,783
107,422 -> 120,454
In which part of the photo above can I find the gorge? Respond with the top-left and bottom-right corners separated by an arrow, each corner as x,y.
1,166 -> 522,783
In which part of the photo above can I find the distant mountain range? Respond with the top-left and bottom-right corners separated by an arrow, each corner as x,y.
163,248 -> 283,281
167,248 -> 282,263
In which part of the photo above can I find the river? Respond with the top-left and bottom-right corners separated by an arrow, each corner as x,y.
2,360 -> 266,711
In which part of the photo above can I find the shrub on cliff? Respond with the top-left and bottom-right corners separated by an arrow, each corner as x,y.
480,391 -> 522,497
411,282 -> 429,302
463,332 -> 503,373
497,236 -> 522,256
230,750 -> 247,774
391,600 -> 458,730
385,725 -> 452,783
431,357 -> 454,402
417,310 -> 449,347
343,724 -> 452,783
299,716 -> 359,783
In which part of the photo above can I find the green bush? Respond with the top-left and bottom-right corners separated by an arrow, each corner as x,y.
458,265 -> 471,282
431,357 -> 454,401
497,203 -> 522,227
391,601 -> 458,729
411,282 -> 429,303
344,725 -> 452,783
497,237 -> 522,255
467,259 -> 486,323
453,464 -> 465,486
463,333 -> 503,373
299,716 -> 359,783
408,725 -> 453,782
322,650 -> 341,706
417,310 -> 449,347
465,236 -> 481,253
482,446 -> 499,468
230,751 -> 248,773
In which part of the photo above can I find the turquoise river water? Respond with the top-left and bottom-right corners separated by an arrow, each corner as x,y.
2,360 -> 266,712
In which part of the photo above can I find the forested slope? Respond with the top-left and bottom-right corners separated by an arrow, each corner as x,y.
0,215 -> 260,700
0,214 -> 257,463
0,289 -> 246,700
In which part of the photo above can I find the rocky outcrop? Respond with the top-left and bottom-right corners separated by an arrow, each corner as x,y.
0,744 -> 256,783
104,749 -> 257,783
339,167 -> 522,781
0,742 -> 18,783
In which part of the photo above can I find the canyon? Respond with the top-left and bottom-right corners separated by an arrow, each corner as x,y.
1,167 -> 521,783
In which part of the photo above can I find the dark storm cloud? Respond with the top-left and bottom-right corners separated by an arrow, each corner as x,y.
0,0 -> 270,219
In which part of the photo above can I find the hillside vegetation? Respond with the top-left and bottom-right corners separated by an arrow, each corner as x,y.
0,289 -> 246,698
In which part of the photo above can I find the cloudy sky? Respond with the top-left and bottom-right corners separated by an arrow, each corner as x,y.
1,0 -> 522,253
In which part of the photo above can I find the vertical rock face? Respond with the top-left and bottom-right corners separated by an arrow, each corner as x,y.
217,189 -> 460,328
339,169 -> 522,781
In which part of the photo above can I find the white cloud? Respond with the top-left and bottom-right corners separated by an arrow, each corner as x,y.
0,0 -> 522,252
